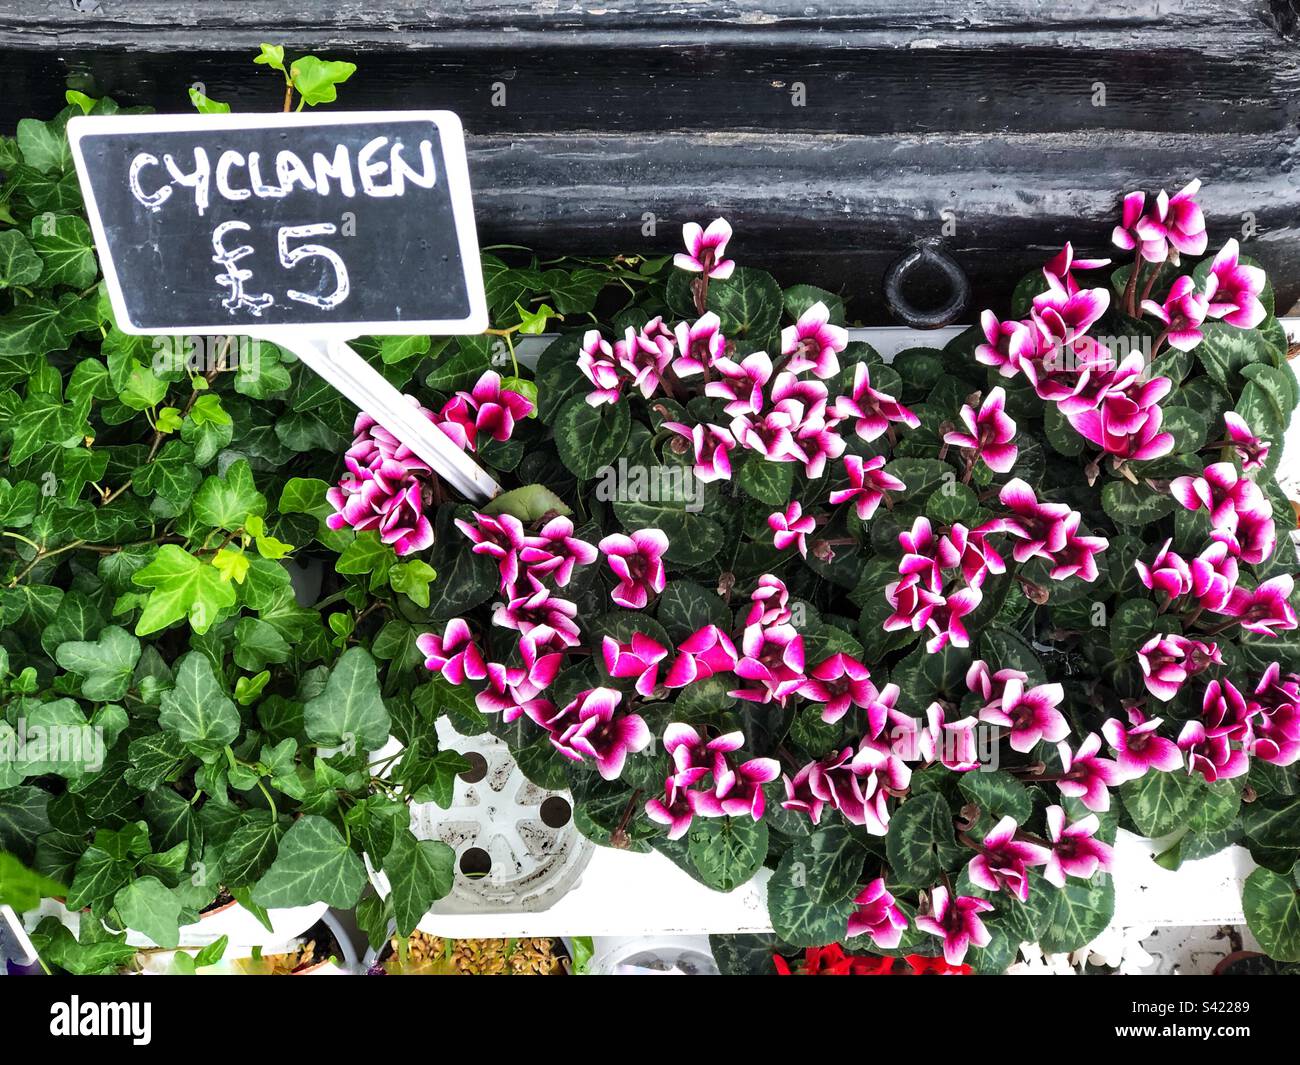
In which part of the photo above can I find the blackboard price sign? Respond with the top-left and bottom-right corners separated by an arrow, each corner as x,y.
69,110 -> 487,334
68,111 -> 499,500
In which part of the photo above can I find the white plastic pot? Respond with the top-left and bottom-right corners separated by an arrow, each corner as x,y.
578,935 -> 719,975
1,904 -> 41,975
137,910 -> 362,975
22,895 -> 329,953
123,898 -> 330,950
366,722 -> 595,927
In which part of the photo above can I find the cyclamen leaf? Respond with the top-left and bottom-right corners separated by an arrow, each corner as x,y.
886,792 -> 965,887
252,814 -> 367,909
736,457 -> 793,506
1119,769 -> 1200,837
687,816 -> 768,892
1039,876 -> 1115,954
553,395 -> 630,480
1242,865 -> 1300,963
766,828 -> 865,947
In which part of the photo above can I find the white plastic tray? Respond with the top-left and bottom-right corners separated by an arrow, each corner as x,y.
420,318 -> 1298,938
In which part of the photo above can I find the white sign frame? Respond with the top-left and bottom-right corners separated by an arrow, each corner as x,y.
68,110 -> 501,502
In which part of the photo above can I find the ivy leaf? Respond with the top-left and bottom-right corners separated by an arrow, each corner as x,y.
10,391 -> 84,464
133,440 -> 202,510
0,297 -> 68,358
212,548 -> 251,585
279,476 -> 331,519
0,851 -> 66,912
54,625 -> 141,701
230,617 -> 289,672
0,229 -> 43,289
159,651 -> 240,754
27,919 -> 136,975
378,334 -> 431,365
219,815 -> 285,888
385,829 -> 455,936
181,409 -> 234,466
389,560 -> 437,608
303,646 -> 391,752
30,214 -> 97,289
123,731 -> 188,791
336,530 -> 394,576
252,814 -> 367,908
409,749 -> 472,808
114,876 -> 182,949
114,359 -> 168,410
188,88 -> 231,115
254,43 -> 288,76
191,459 -> 266,531
16,116 -> 70,173
66,842 -> 130,910
0,477 -> 39,528
133,544 -> 238,635
289,57 -> 357,106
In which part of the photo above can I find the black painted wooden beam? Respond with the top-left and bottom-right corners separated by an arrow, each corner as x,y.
1,1 -> 1297,319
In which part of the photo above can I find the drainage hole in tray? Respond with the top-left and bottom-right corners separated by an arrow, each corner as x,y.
459,846 -> 493,879
458,751 -> 488,784
539,796 -> 572,828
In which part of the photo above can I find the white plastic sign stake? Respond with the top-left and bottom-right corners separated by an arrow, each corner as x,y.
68,110 -> 501,502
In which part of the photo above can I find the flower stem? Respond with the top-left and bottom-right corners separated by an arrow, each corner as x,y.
1124,257 -> 1142,317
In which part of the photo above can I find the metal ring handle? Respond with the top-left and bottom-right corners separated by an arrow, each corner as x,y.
883,240 -> 971,329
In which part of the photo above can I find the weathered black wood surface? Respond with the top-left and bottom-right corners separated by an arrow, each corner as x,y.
2,1 -> 1298,320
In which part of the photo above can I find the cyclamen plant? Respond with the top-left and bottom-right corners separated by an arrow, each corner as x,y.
362,186 -> 1300,972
